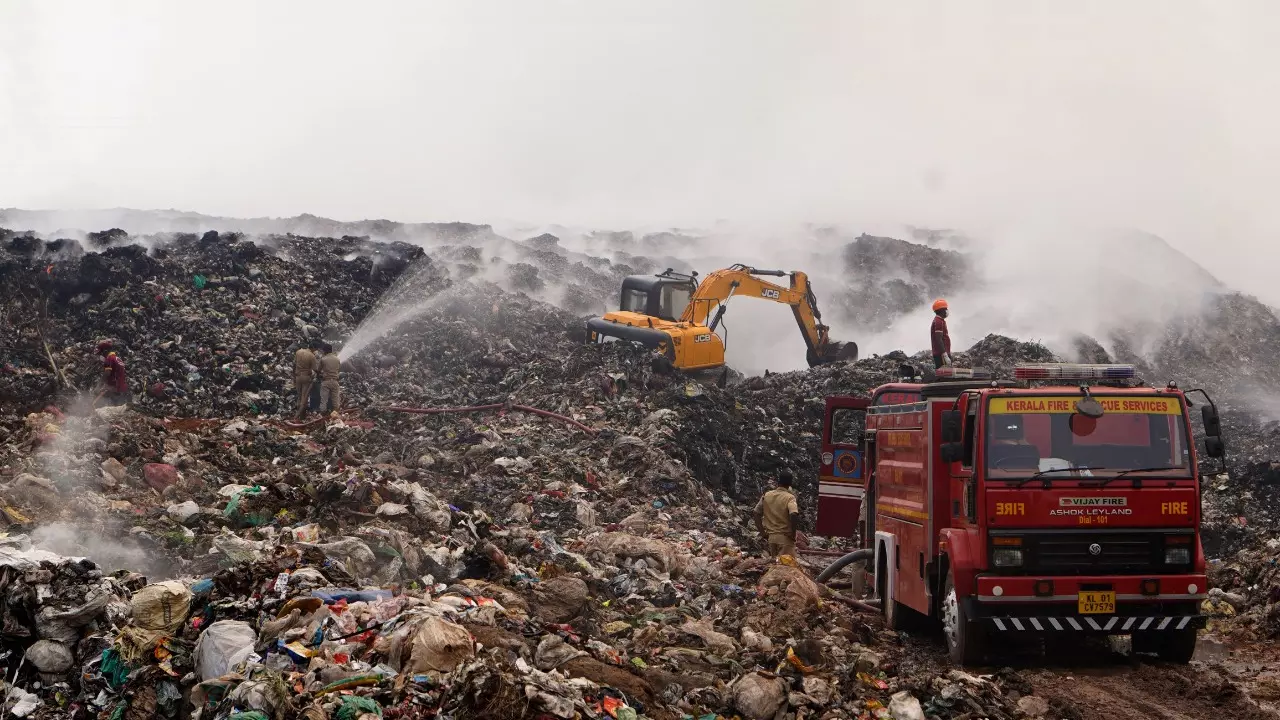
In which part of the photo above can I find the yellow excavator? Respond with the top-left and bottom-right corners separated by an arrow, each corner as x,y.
585,264 -> 858,371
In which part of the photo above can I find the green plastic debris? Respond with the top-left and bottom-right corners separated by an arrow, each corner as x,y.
616,708 -> 638,720
228,713 -> 270,720
336,696 -> 383,720
630,656 -> 648,669
193,274 -> 207,289
100,648 -> 131,689
224,485 -> 265,520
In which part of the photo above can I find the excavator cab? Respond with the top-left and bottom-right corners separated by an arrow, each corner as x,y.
617,269 -> 698,321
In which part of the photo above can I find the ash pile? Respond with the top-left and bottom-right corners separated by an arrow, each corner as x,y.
0,227 -> 1090,719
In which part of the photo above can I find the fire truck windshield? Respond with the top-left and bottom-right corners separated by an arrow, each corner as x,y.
984,395 -> 1191,480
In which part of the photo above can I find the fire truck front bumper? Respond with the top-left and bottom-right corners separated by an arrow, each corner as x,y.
970,574 -> 1207,633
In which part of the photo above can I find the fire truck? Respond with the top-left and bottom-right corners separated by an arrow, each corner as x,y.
816,363 -> 1226,665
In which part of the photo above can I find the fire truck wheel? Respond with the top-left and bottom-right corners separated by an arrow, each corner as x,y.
942,569 -> 985,666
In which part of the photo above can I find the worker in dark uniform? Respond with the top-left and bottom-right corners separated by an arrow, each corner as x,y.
753,470 -> 801,558
931,298 -> 952,369
94,341 -> 132,407
293,341 -> 319,420
317,343 -> 341,416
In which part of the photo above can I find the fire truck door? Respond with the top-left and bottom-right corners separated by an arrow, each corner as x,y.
951,396 -> 979,524
817,399 -> 870,537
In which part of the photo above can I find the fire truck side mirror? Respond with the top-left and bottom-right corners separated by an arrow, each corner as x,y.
1201,405 -> 1222,437
941,410 -> 962,443
940,442 -> 964,464
1204,436 -> 1225,459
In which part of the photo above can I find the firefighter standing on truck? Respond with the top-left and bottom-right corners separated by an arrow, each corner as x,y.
931,298 -> 952,368
753,470 -> 800,558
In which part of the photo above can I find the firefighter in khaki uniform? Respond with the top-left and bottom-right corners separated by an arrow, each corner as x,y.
293,341 -> 319,420
753,470 -> 801,558
317,343 -> 342,415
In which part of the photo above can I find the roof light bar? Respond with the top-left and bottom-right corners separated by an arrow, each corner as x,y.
935,367 -> 993,380
1013,363 -> 1136,380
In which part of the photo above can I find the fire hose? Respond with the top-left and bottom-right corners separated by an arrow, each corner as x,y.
379,403 -> 596,435
815,548 -> 874,583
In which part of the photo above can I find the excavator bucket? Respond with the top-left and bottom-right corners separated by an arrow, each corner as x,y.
831,341 -> 859,362
809,340 -> 858,366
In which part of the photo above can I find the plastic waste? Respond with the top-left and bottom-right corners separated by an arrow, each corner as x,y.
730,672 -> 786,720
336,696 -> 383,720
312,588 -> 395,604
166,500 -> 200,522
25,639 -> 74,673
194,620 -> 256,681
889,691 -> 927,720
7,687 -> 40,717
534,634 -> 588,671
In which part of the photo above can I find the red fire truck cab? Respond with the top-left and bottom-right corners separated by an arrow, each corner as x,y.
817,364 -> 1226,665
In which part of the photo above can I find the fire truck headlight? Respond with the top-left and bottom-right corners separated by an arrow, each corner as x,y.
1164,547 -> 1192,566
991,548 -> 1025,568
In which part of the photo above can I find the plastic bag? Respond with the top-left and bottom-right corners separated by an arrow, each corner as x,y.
306,537 -> 376,580
336,696 -> 383,720
213,532 -> 265,564
194,620 -> 256,681
25,639 -> 73,673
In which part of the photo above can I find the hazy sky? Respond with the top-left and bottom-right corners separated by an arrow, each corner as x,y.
1,1 -> 1276,300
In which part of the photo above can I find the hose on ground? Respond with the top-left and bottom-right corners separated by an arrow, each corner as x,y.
815,548 -> 875,583
380,403 -> 596,435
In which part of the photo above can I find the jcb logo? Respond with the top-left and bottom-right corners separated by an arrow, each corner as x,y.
761,289 -> 781,299
694,334 -> 712,344
1161,502 -> 1189,515
996,503 -> 1025,516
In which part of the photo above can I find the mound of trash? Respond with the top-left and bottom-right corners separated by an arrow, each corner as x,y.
0,217 -> 1277,718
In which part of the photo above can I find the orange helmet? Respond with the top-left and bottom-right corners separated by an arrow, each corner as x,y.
932,298 -> 949,312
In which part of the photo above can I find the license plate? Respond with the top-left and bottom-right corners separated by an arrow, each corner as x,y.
1078,591 -> 1115,614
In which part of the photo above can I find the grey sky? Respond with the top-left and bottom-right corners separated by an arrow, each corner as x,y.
1,1 -> 1275,301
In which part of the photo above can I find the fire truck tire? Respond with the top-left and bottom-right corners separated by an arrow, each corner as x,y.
942,569 -> 986,666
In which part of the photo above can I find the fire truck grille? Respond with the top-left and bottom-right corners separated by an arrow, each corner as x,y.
1030,534 -> 1160,574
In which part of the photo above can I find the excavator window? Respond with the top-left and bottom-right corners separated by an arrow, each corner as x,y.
620,289 -> 648,314
658,284 -> 691,321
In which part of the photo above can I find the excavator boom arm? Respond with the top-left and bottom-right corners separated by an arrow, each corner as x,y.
680,265 -> 832,359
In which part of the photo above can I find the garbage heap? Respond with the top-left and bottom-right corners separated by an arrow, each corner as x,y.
0,464 -> 1068,720
3,223 -> 1279,718
0,229 -> 1091,718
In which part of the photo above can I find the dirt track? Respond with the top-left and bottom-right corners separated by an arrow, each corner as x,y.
1029,661 -> 1276,720
901,633 -> 1279,720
